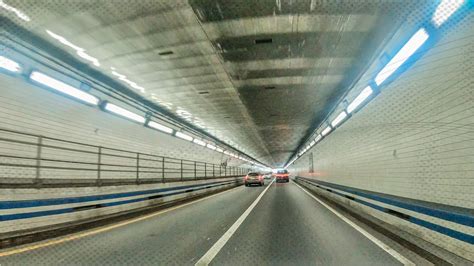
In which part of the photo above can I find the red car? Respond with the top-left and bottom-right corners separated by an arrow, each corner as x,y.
244,172 -> 264,186
273,169 -> 289,183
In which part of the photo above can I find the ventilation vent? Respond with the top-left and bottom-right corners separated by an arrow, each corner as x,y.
158,50 -> 174,56
255,38 -> 272,44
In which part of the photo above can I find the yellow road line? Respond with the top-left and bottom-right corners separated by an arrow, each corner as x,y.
0,185 -> 242,257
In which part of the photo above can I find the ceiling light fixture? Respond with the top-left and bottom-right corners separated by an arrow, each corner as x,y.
147,121 -> 173,134
331,111 -> 348,127
175,131 -> 193,142
375,28 -> 429,86
104,102 -> 145,123
321,126 -> 332,137
432,0 -> 465,27
193,139 -> 206,146
30,71 -> 99,105
347,86 -> 373,114
0,56 -> 21,72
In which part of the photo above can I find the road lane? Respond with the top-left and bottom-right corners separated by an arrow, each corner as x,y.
0,184 -> 266,265
211,182 -> 402,265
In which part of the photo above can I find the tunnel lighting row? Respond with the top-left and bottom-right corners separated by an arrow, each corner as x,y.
0,56 -> 268,169
285,0 -> 467,169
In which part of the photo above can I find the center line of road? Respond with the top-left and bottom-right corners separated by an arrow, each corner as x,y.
195,179 -> 275,266
294,182 -> 415,266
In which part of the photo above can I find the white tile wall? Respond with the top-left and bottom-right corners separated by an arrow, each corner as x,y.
290,12 -> 474,261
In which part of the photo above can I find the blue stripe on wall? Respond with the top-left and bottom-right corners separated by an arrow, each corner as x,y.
0,180 -> 233,209
0,181 -> 235,222
298,177 -> 474,245
299,177 -> 474,227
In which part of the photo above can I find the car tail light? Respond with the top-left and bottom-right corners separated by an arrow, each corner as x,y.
244,175 -> 248,180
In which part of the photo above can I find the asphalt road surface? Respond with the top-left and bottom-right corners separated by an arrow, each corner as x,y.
0,180 -> 402,265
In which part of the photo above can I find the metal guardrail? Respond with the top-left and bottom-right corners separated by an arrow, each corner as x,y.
0,128 -> 246,185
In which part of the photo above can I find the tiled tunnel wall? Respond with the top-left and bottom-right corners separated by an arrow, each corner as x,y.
0,75 -> 248,181
0,73 -> 245,237
290,12 -> 474,261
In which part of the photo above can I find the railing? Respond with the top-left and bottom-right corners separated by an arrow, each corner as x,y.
0,128 -> 246,186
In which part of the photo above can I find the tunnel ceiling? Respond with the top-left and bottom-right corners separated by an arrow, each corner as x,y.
3,0 -> 420,167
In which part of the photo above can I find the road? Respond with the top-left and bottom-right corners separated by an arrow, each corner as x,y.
0,180 -> 403,265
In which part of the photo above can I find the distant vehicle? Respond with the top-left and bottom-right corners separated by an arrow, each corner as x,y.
273,169 -> 289,183
244,172 -> 264,186
263,172 -> 272,179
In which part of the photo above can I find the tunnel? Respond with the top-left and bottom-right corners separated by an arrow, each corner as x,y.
0,0 -> 473,265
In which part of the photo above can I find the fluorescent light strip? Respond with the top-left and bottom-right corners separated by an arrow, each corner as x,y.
314,134 -> 322,143
375,28 -> 429,86
309,140 -> 315,147
347,86 -> 373,114
175,131 -> 193,142
321,126 -> 332,136
104,103 -> 145,123
0,56 -> 21,72
30,71 -> 99,105
216,148 -> 224,153
207,144 -> 216,150
433,0 -> 464,27
147,121 -> 173,134
193,139 -> 206,146
331,111 -> 348,127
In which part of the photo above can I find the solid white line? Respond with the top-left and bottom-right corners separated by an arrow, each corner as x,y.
294,182 -> 415,266
195,179 -> 275,266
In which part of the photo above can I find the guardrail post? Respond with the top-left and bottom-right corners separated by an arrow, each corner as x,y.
204,163 -> 207,178
34,136 -> 43,187
180,160 -> 183,181
212,164 -> 215,177
194,161 -> 197,179
136,153 -> 140,184
224,166 -> 227,177
97,147 -> 102,186
161,157 -> 165,183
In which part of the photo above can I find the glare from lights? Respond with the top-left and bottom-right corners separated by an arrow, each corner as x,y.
0,0 -> 30,21
112,71 -> 145,93
30,71 -> 99,105
309,140 -> 316,147
46,30 -> 100,67
347,86 -> 373,114
104,103 -> 145,123
375,28 -> 429,86
321,126 -> 332,136
331,111 -> 348,127
147,121 -> 173,134
193,139 -> 206,146
175,131 -> 193,142
216,147 -> 224,153
433,0 -> 465,27
0,56 -> 21,72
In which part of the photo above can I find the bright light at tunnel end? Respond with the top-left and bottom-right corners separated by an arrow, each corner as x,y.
375,28 -> 429,86
30,71 -> 99,106
433,0 -> 465,27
